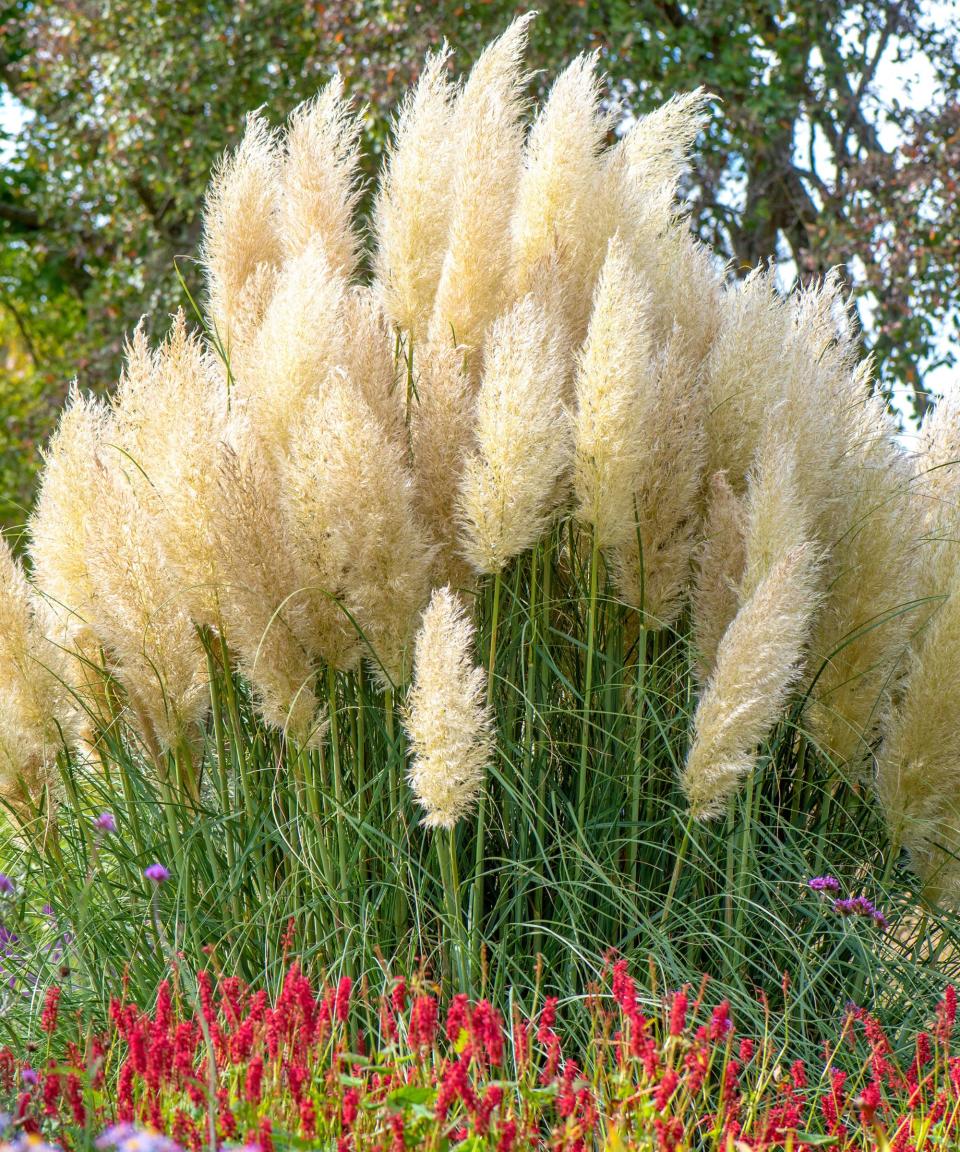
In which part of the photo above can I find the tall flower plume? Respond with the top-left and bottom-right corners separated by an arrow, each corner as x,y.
404,587 -> 492,829
429,15 -> 533,363
691,471 -> 747,683
457,295 -> 572,575
682,543 -> 820,819
278,77 -> 364,274
572,236 -> 652,552
373,46 -> 456,340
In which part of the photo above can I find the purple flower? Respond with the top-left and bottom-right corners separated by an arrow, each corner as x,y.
833,894 -> 887,928
96,1124 -> 182,1152
808,875 -> 840,894
21,1067 -> 38,1086
0,874 -> 14,896
42,904 -> 55,917
93,812 -> 117,834
143,863 -> 170,885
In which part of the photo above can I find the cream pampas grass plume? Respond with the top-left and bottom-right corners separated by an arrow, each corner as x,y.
739,436 -> 810,603
411,340 -> 478,588
511,53 -> 614,345
373,46 -> 456,339
457,295 -> 572,575
0,540 -> 77,811
110,314 -> 230,629
202,112 -> 281,351
404,586 -> 492,829
341,287 -> 407,450
682,543 -> 820,819
29,389 -> 109,643
608,331 -> 705,628
283,371 -> 435,686
214,437 -> 325,743
279,77 -> 363,274
913,388 -> 960,604
878,573 -> 960,901
572,236 -> 652,551
613,88 -> 711,200
429,15 -> 533,361
691,471 -> 747,683
239,238 -> 346,457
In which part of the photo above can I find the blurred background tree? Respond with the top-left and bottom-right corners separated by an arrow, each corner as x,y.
1,0 -> 958,525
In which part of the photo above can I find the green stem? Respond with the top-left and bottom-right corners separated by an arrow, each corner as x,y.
472,571 -> 501,967
577,531 -> 601,829
327,667 -> 350,912
661,814 -> 693,927
628,623 -> 648,884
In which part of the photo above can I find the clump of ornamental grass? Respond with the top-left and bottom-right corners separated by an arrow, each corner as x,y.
2,15 -> 960,1045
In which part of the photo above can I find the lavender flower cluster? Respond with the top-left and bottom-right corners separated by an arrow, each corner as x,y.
807,876 -> 888,928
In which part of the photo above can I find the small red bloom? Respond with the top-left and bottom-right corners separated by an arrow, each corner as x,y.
41,986 -> 61,1034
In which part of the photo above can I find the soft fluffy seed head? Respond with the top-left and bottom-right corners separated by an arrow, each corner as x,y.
511,53 -> 615,346
878,578 -> 960,902
457,295 -> 572,575
739,435 -> 810,603
81,440 -> 210,754
340,286 -> 407,450
283,371 -> 435,685
429,15 -> 533,363
237,238 -> 346,458
29,389 -> 109,642
691,471 -> 747,683
404,586 -> 492,829
608,330 -> 705,628
912,389 -> 960,601
110,313 -> 230,628
202,112 -> 282,351
613,88 -> 711,200
279,77 -> 363,275
213,438 -> 326,743
410,340 -> 479,589
0,539 -> 77,810
703,269 -> 788,491
572,235 -> 653,551
682,542 -> 820,820
373,46 -> 457,338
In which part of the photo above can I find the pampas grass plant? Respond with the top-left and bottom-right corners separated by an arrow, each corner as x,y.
3,16 -> 960,1050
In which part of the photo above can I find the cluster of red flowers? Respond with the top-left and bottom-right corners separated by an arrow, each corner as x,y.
3,951 -> 960,1152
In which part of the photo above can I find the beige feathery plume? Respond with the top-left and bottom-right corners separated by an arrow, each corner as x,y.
511,53 -> 615,346
410,340 -> 478,589
457,295 -> 572,575
279,76 -> 363,274
119,316 -> 230,628
878,574 -> 960,902
283,371 -> 435,686
29,390 -> 109,642
404,586 -> 492,828
608,331 -> 705,628
341,286 -> 407,449
202,112 -> 282,353
237,237 -> 346,457
612,88 -> 711,201
739,435 -> 810,603
691,471 -> 747,683
703,269 -> 788,491
682,542 -> 820,819
214,436 -> 326,742
429,15 -> 533,362
373,46 -> 456,339
805,416 -> 918,768
912,388 -> 960,603
0,540 -> 77,811
82,443 -> 209,755
572,236 -> 652,551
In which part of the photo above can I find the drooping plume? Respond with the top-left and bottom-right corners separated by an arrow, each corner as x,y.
682,543 -> 820,819
404,586 -> 492,829
457,295 -> 572,575
373,46 -> 456,340
429,15 -> 533,362
572,236 -> 652,551
691,471 -> 747,683
202,112 -> 282,353
279,77 -> 364,275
